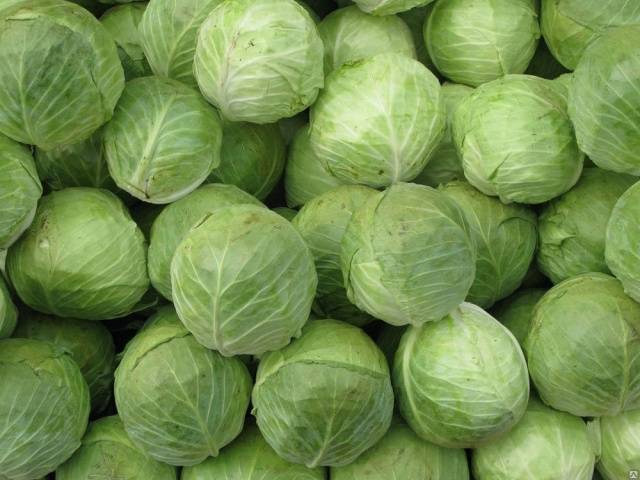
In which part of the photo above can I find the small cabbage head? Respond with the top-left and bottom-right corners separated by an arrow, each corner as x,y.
194,0 -> 324,123
413,83 -> 473,188
284,125 -> 344,208
341,183 -> 475,326
0,134 -> 42,249
56,416 -> 177,480
425,0 -> 539,87
293,185 -> 377,326
208,121 -> 286,201
139,0 -> 223,87
252,320 -> 394,467
310,54 -> 445,187
100,3 -> 151,81
606,181 -> 640,303
440,181 -> 537,308
526,273 -> 640,417
182,425 -> 325,480
491,288 -> 546,349
393,303 -> 529,448
569,26 -> 640,175
541,0 -> 640,70
0,339 -> 90,480
114,307 -> 252,466
0,0 -> 124,149
593,409 -> 640,480
352,0 -> 434,16
6,188 -> 149,320
104,76 -> 222,204
0,277 -> 17,339
472,398 -> 595,480
171,205 -> 317,356
453,74 -> 584,204
148,184 -> 262,301
537,168 -> 636,284
13,312 -> 115,414
318,6 -> 415,74
331,420 -> 469,480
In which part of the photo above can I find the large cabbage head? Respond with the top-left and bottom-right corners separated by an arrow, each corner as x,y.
541,0 -> 640,70
352,0 -> 434,16
252,320 -> 394,467
318,6 -> 415,74
592,409 -> 640,480
537,168 -> 636,284
56,416 -> 177,480
491,288 -> 546,350
440,181 -> 537,308
284,125 -> 344,208
0,0 -> 124,149
331,420 -> 469,480
148,184 -> 262,301
0,133 -> 41,249
114,307 -> 252,466
606,181 -> 640,303
0,277 -> 17,339
526,273 -> 640,417
425,0 -> 539,87
310,53 -> 445,187
0,339 -> 90,480
104,76 -> 222,204
13,312 -> 115,414
194,0 -> 324,123
569,26 -> 640,175
182,425 -> 325,480
472,398 -> 595,480
208,121 -> 286,201
100,3 -> 151,81
453,74 -> 583,204
393,303 -> 529,448
341,182 -> 475,326
139,0 -> 223,87
293,185 -> 378,326
6,188 -> 149,320
171,205 -> 317,356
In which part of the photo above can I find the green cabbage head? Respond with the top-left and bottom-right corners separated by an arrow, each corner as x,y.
592,409 -> 640,480
352,0 -> 434,16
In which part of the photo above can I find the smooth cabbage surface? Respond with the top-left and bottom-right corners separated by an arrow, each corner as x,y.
595,409 -> 640,480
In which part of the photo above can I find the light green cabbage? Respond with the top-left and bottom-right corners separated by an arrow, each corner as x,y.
537,168 -> 636,284
331,420 -> 469,479
194,0 -> 324,123
171,205 -> 317,356
541,0 -> 640,70
440,181 -> 537,308
182,425 -> 325,480
0,0 -> 124,149
472,398 -> 595,480
352,0 -> 434,16
318,6 -> 415,73
208,121 -> 286,201
491,288 -> 546,349
293,185 -> 377,326
393,303 -> 529,448
453,74 -> 584,204
606,181 -> 640,303
56,416 -> 177,480
252,320 -> 394,467
0,339 -> 90,480
13,312 -> 115,414
310,53 -> 445,187
526,273 -> 640,417
0,134 -> 42,249
425,0 -> 539,87
104,76 -> 222,204
148,184 -> 262,301
6,188 -> 149,320
569,26 -> 640,175
341,183 -> 475,326
114,307 -> 252,466
593,409 -> 640,480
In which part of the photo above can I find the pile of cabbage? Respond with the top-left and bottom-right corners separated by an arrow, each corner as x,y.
1,0 -> 640,478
